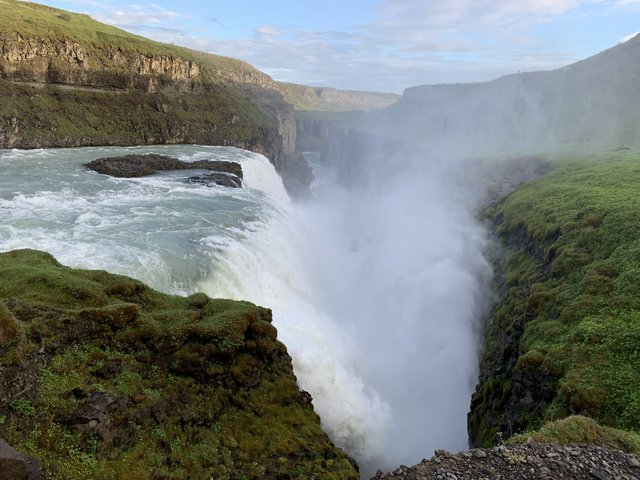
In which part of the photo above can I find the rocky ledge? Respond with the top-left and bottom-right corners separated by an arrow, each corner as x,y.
371,443 -> 640,480
85,154 -> 243,188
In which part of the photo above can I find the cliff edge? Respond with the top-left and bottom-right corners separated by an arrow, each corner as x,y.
469,152 -> 640,450
0,249 -> 358,479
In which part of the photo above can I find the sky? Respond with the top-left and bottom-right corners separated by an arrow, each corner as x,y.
30,0 -> 640,93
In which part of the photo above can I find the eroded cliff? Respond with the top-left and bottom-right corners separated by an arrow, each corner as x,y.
276,82 -> 399,112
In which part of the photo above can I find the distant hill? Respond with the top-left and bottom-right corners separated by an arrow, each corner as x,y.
381,33 -> 640,156
315,33 -> 640,183
0,0 -> 306,189
276,82 -> 399,112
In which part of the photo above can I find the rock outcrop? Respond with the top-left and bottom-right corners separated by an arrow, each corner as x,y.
85,154 -> 243,187
0,32 -> 201,93
0,438 -> 42,480
186,172 -> 242,188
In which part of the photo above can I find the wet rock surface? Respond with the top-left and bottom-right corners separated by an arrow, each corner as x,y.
186,171 -> 242,188
371,443 -> 640,480
85,154 -> 243,188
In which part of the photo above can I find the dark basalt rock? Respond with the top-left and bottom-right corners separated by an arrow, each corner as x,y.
186,172 -> 242,188
85,154 -> 243,188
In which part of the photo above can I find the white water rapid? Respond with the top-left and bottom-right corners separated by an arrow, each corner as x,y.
0,144 -> 491,475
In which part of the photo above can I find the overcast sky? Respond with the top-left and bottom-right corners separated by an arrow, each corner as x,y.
33,0 -> 640,93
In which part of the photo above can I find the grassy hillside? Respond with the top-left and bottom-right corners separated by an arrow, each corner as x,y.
0,0 -> 185,55
469,151 -> 640,449
0,250 -> 358,479
0,78 -> 274,150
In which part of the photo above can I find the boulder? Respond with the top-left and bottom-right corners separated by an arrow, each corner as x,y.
0,438 -> 42,480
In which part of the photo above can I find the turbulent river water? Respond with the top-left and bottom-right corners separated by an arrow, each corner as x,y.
0,145 -> 491,474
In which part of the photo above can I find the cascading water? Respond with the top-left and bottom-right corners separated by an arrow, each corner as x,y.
0,144 -> 491,475
299,150 -> 492,471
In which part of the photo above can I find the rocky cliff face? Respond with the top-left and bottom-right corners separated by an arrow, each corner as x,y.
0,32 -> 201,92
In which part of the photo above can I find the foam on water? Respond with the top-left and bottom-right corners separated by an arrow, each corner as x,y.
0,146 -> 271,293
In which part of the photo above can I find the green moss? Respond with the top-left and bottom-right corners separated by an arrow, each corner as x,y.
0,302 -> 19,341
0,249 -> 358,479
472,152 -> 640,447
509,415 -> 640,454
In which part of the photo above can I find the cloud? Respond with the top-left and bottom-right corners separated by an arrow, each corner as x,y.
92,4 -> 185,29
77,0 -> 639,92
254,26 -> 281,41
190,0 -> 587,91
372,0 -> 581,29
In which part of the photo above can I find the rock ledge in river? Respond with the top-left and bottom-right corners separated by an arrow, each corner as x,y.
85,154 -> 243,188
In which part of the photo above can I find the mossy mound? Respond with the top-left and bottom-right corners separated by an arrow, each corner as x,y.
0,249 -> 358,479
469,151 -> 640,449
509,415 -> 640,454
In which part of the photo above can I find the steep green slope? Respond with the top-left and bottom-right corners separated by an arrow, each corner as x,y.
0,249 -> 358,479
0,0 -> 277,87
0,78 -> 275,149
469,152 -> 640,449
0,0 -> 297,174
0,0 -> 192,57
